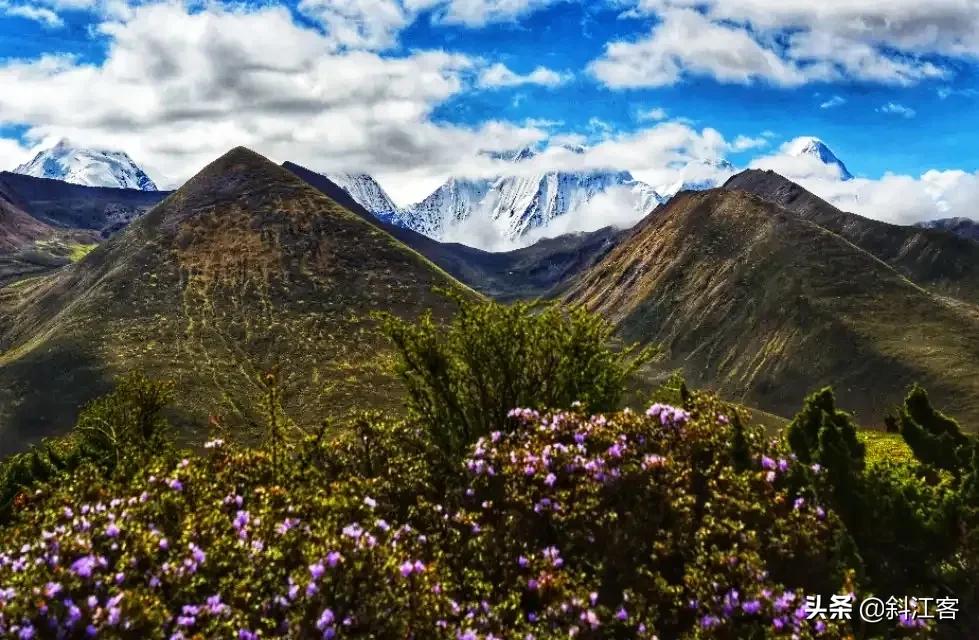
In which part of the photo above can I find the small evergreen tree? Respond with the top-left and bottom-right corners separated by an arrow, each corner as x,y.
895,384 -> 973,474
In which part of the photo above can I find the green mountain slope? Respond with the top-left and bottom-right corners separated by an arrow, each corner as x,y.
0,147 -> 472,455
565,188 -> 979,427
724,169 -> 979,304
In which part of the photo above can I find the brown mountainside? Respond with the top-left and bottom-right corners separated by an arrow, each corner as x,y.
724,169 -> 979,304
565,188 -> 979,427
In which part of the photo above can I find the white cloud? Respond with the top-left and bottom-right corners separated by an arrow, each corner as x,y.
750,147 -> 979,226
477,63 -> 572,88
406,0 -> 565,27
0,1 -> 63,26
638,107 -> 668,121
0,137 -> 33,169
878,102 -> 917,118
297,0 -> 410,51
605,1 -> 970,87
589,8 -> 813,88
0,2 -> 557,204
730,135 -> 767,151
820,95 -> 845,109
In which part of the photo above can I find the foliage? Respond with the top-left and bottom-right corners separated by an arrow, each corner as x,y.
893,385 -> 976,475
1,392 -> 892,639
786,387 -> 977,637
378,293 -> 654,463
0,374 -> 174,522
0,304 -> 974,639
73,373 -> 175,473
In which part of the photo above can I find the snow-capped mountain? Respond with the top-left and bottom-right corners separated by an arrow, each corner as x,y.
402,147 -> 663,244
403,177 -> 494,238
785,137 -> 853,180
657,159 -> 736,198
13,140 -> 158,191
325,173 -> 401,223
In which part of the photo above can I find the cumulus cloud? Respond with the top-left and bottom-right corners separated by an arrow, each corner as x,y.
0,137 -> 32,169
477,63 -> 572,88
877,102 -> 917,118
297,0 -> 410,51
730,135 -> 767,152
589,8 -> 813,88
406,0 -> 565,27
0,2 -> 557,204
599,0 -> 970,87
750,146 -> 979,226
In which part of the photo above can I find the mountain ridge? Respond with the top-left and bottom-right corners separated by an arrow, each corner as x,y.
724,169 -> 979,305
565,187 -> 979,426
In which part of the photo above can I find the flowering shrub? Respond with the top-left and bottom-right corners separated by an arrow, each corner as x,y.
3,389 -> 942,639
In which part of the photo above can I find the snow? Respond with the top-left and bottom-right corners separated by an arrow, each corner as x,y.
325,173 -> 400,223
13,140 -> 158,191
785,137 -> 853,181
399,151 -> 664,246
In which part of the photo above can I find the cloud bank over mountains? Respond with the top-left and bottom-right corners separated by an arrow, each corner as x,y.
1,0 -> 978,238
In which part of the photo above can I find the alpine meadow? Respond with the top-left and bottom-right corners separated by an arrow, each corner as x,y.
1,2 -> 978,639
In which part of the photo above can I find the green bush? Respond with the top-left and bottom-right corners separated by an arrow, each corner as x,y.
0,392 -> 867,639
378,294 -> 654,463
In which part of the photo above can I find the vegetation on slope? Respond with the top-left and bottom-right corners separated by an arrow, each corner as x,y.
0,148 -> 474,456
0,299 -> 975,639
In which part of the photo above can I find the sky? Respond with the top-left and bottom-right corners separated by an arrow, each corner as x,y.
2,0 -> 979,228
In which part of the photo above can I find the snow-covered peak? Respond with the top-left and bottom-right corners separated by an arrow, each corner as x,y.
485,146 -> 539,163
657,158 -> 737,198
13,140 -> 158,191
785,137 -> 853,180
325,173 -> 400,222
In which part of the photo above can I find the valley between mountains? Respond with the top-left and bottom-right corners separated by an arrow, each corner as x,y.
1,144 -> 978,455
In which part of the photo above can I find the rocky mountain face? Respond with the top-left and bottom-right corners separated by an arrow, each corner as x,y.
320,148 -> 662,248
918,217 -> 979,242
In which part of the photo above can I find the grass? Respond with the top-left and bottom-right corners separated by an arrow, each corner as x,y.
858,430 -> 916,465
68,242 -> 98,262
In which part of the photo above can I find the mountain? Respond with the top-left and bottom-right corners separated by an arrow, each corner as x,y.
363,147 -> 663,246
13,140 -> 158,191
565,187 -> 979,426
785,137 -> 854,180
656,158 -> 736,198
918,217 -> 979,242
0,179 -> 51,254
324,173 -> 401,223
284,161 -> 626,300
0,171 -> 168,235
724,169 -> 979,304
0,178 -> 104,286
0,147 -> 473,456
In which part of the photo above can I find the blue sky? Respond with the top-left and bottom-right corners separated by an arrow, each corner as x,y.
1,0 -> 978,223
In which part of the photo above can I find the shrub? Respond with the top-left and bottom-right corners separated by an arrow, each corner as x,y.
0,394 -> 874,639
74,373 -> 175,473
378,294 -> 654,463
